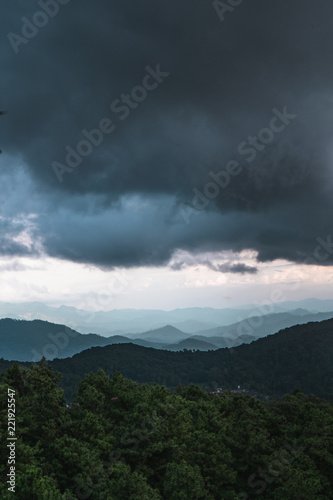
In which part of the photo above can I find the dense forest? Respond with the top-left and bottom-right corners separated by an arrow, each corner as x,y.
1,360 -> 333,499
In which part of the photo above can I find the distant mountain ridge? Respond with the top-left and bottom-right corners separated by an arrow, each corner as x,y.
0,318 -> 184,361
0,317 -> 254,361
0,318 -> 119,361
1,299 -> 333,336
194,310 -> 333,341
125,325 -> 192,343
1,306 -> 333,361
163,338 -> 219,351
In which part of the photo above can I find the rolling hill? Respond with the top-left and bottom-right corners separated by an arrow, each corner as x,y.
43,318 -> 333,400
0,318 -> 128,361
0,316 -> 263,363
0,318 -> 253,361
0,318 -> 191,361
162,337 -> 219,351
2,309 -> 333,364
125,324 -> 191,343
195,310 -> 333,340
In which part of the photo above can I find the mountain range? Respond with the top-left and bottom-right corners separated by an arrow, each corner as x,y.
1,299 -> 333,336
1,303 -> 333,361
52,318 -> 333,401
1,318 -> 332,402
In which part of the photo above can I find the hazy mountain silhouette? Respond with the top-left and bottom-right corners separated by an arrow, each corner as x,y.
1,306 -> 333,361
195,310 -> 333,340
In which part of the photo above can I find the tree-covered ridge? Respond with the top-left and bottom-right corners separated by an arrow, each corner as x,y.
48,318 -> 333,401
0,318 -> 130,361
1,318 -> 332,402
1,361 -> 333,499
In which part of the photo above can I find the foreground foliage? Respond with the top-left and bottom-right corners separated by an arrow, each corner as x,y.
1,361 -> 333,499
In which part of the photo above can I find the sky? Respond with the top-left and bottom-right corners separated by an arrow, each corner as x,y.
0,0 -> 332,310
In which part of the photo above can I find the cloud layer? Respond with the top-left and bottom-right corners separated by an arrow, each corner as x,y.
1,0 -> 333,269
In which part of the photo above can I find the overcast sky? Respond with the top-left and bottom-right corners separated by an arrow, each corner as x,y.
0,0 -> 332,309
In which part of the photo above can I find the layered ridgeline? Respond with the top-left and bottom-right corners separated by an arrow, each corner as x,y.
1,319 -> 332,401
1,361 -> 333,498
0,319 -> 135,361
0,319 -> 242,361
1,307 -> 333,361
1,299 -> 333,336
51,318 -> 333,401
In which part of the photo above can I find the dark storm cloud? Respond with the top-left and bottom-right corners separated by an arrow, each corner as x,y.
169,252 -> 258,274
0,216 -> 35,257
207,262 -> 258,275
1,0 -> 333,267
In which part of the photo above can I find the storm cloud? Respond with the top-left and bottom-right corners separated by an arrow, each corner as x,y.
1,0 -> 333,269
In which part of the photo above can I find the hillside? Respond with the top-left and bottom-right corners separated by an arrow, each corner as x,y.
162,338 -> 218,351
190,333 -> 257,348
0,319 -> 132,361
195,310 -> 333,340
47,318 -> 333,400
0,318 -> 252,361
126,324 -> 191,343
1,319 -> 332,401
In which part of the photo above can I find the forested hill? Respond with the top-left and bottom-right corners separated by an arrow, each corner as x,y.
0,319 -> 102,361
0,319 -> 332,401
49,318 -> 333,401
0,318 -> 134,361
